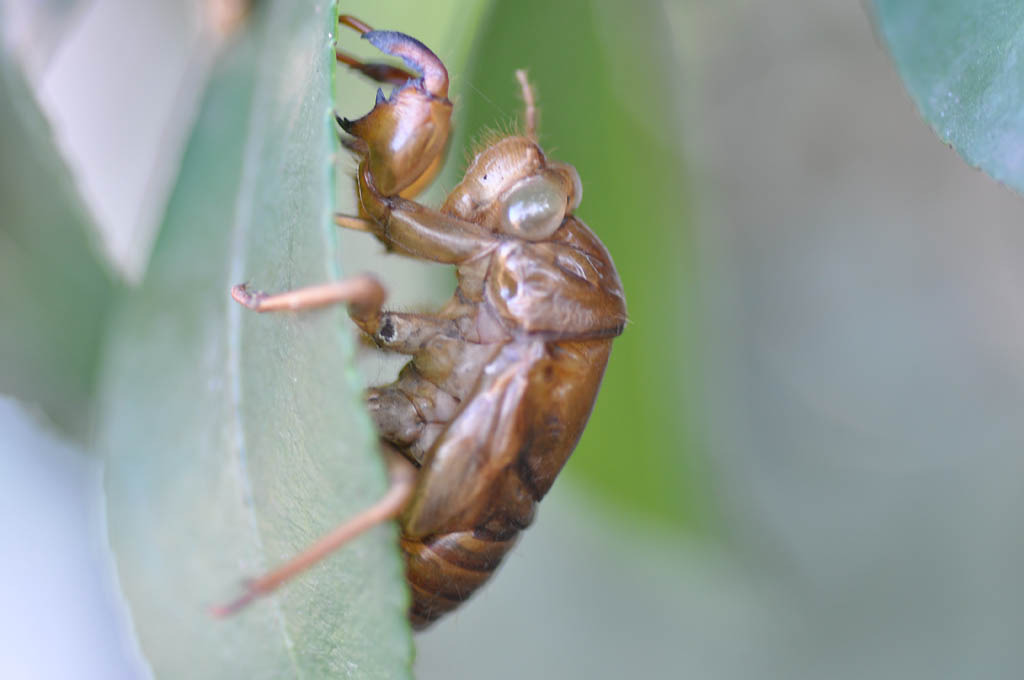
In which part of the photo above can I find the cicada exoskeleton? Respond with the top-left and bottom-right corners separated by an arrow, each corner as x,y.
220,14 -> 626,629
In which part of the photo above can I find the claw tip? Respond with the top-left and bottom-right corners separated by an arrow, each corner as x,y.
210,590 -> 255,619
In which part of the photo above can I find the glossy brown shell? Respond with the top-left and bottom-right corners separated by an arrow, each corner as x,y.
392,216 -> 624,628
338,21 -> 626,629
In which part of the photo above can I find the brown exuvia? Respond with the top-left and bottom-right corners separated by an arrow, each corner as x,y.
218,14 -> 626,629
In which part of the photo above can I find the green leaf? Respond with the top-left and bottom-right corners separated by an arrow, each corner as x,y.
458,0 -> 709,532
0,45 -> 115,440
874,0 -> 1024,194
95,2 -> 412,677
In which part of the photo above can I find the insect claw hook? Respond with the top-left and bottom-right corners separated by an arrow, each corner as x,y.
339,14 -> 374,35
208,587 -> 257,618
361,31 -> 449,99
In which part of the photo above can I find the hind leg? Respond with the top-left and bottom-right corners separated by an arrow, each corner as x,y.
213,443 -> 417,616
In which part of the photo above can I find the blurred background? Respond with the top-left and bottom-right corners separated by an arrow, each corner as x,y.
3,0 -> 1024,678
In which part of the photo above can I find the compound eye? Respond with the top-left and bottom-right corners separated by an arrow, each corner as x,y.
500,175 -> 566,240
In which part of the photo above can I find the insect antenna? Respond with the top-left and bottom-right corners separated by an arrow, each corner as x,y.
515,69 -> 538,140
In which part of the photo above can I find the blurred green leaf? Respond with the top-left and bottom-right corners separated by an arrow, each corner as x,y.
459,0 -> 709,531
874,0 -> 1024,194
0,45 -> 115,440
95,2 -> 412,677
0,396 -> 149,677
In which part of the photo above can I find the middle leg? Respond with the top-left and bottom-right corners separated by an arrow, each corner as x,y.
231,273 -> 385,337
231,276 -> 461,354
230,274 -> 467,465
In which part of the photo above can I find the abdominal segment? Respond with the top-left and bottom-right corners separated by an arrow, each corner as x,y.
400,528 -> 520,629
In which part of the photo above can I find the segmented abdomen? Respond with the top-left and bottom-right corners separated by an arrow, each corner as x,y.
400,529 -> 520,629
